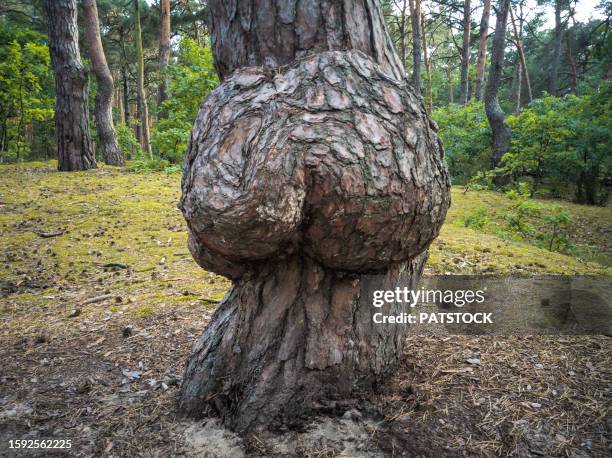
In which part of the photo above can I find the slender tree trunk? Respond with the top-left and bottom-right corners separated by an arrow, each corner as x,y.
447,66 -> 454,103
122,66 -> 130,126
157,0 -> 170,118
134,0 -> 152,158
421,14 -> 433,112
408,0 -> 422,92
509,6 -> 532,104
459,0 -> 471,105
179,0 -> 450,433
83,0 -> 124,166
549,0 -> 562,95
514,60 -> 522,113
565,32 -> 578,94
45,0 -> 96,171
474,0 -> 491,101
485,0 -> 511,167
399,0 -> 408,70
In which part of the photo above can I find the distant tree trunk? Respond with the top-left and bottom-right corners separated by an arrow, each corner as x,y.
514,61 -> 522,113
565,32 -> 578,94
421,14 -> 433,112
474,0 -> 491,101
485,0 -> 511,167
122,66 -> 130,126
459,0 -> 471,105
45,0 -> 96,171
179,0 -> 450,433
509,6 -> 532,104
408,0 -> 422,92
157,0 -> 171,118
549,0 -> 562,95
83,0 -> 124,166
447,66 -> 454,103
398,0 -> 408,70
134,0 -> 152,158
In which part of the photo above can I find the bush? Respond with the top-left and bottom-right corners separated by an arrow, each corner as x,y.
461,206 -> 490,230
432,102 -> 492,184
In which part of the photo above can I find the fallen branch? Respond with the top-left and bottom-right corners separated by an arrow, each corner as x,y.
81,294 -> 114,305
37,230 -> 64,238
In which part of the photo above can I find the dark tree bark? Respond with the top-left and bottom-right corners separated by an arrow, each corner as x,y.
459,0 -> 471,105
122,66 -> 130,126
474,0 -> 491,101
157,0 -> 170,118
83,0 -> 124,166
45,0 -> 96,171
409,0 -> 422,92
179,0 -> 450,433
134,0 -> 152,158
549,0 -> 562,95
485,0 -> 511,167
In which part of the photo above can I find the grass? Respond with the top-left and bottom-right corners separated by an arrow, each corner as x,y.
0,161 -> 609,330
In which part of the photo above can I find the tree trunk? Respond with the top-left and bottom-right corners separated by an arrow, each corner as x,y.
122,66 -> 130,126
83,0 -> 124,166
459,0 -> 471,105
179,0 -> 450,433
447,66 -> 454,103
157,0 -> 170,118
485,0 -> 511,167
134,0 -> 152,159
549,0 -> 562,96
408,0 -> 422,92
514,60 -> 522,113
509,5 -> 532,104
421,14 -> 433,112
474,0 -> 491,101
45,0 -> 96,171
565,31 -> 578,94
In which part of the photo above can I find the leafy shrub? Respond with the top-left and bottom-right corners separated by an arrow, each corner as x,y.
115,122 -> 142,159
151,38 -> 218,163
432,102 -> 492,184
461,206 -> 490,230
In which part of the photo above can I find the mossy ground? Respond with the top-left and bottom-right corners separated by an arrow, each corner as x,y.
0,162 -> 610,456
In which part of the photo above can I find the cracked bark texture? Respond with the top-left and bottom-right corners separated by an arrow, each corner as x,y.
179,1 -> 450,433
46,0 -> 96,171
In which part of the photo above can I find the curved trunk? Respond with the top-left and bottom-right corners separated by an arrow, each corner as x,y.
45,0 -> 96,171
485,0 -> 511,167
180,0 -> 450,433
83,0 -> 124,166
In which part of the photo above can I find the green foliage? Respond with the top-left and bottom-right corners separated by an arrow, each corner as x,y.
460,206 -> 490,230
0,22 -> 54,162
151,38 -> 218,163
432,102 -> 492,184
115,122 -> 142,159
505,89 -> 611,204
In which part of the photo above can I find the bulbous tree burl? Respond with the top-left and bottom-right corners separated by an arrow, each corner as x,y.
179,0 -> 450,433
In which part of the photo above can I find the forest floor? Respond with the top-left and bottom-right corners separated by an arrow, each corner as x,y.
0,162 -> 610,457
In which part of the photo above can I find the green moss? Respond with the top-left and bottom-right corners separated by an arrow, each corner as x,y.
136,305 -> 156,318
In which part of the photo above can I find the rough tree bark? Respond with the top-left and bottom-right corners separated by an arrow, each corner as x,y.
459,0 -> 471,105
485,0 -> 511,167
157,0 -> 170,118
509,5 -> 532,104
409,0 -> 422,92
83,0 -> 124,166
134,0 -> 152,158
474,0 -> 491,101
179,0 -> 450,433
45,0 -> 96,171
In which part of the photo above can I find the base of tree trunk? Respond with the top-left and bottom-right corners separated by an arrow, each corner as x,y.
179,254 -> 427,433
